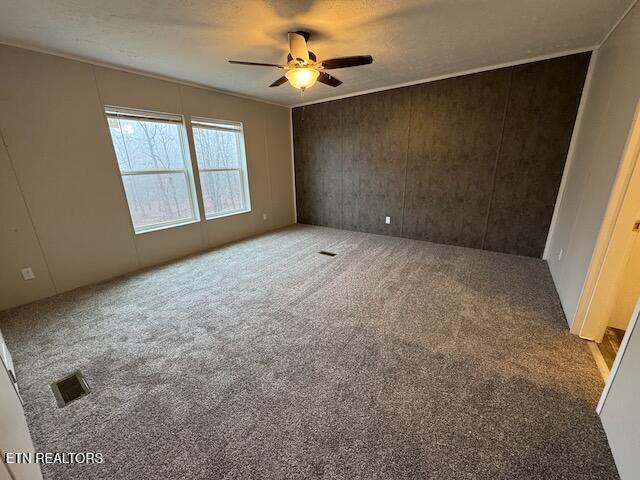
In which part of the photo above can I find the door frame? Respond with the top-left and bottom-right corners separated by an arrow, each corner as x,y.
597,297 -> 640,414
572,100 -> 640,341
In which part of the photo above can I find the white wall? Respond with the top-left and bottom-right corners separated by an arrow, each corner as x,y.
546,4 -> 640,326
608,234 -> 640,330
600,304 -> 640,480
0,44 -> 295,311
0,136 -> 56,307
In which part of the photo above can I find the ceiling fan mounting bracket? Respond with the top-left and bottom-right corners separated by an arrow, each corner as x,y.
292,30 -> 311,42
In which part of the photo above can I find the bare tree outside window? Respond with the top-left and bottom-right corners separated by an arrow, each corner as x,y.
106,108 -> 199,233
191,118 -> 251,218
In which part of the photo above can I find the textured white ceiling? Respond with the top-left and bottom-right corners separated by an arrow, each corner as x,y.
0,0 -> 634,106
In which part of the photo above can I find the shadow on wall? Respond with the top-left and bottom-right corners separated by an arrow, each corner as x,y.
293,53 -> 591,258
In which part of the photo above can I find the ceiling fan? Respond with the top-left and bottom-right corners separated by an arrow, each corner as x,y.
228,31 -> 373,91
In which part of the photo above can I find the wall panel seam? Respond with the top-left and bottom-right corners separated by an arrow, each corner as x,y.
399,88 -> 414,237
0,127 -> 58,294
178,85 -> 209,247
90,65 -> 142,268
289,108 -> 297,223
340,105 -> 345,229
481,68 -> 514,250
261,104 -> 275,232
292,55 -> 587,258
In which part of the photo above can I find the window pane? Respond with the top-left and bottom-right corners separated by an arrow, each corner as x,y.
200,170 -> 244,216
106,109 -> 200,233
108,116 -> 186,171
192,126 -> 240,168
122,173 -> 194,230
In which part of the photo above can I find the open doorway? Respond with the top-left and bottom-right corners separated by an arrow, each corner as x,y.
596,230 -> 640,369
573,99 -> 640,378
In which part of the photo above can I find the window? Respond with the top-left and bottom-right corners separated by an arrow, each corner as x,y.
106,107 -> 200,233
191,117 -> 251,218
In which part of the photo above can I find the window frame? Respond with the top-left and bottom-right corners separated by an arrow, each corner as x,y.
105,106 -> 201,234
190,117 -> 252,220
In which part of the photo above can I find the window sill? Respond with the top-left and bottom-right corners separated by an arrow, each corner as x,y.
134,218 -> 201,235
205,208 -> 252,221
133,208 -> 253,234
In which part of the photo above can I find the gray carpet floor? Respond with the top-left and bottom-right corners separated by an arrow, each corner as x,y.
0,224 -> 619,479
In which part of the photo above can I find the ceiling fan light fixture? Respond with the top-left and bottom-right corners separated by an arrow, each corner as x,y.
228,31 -> 371,90
285,67 -> 320,90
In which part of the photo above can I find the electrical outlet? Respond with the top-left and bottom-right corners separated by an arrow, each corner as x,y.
263,213 -> 268,221
385,216 -> 391,225
21,268 -> 35,280
558,249 -> 564,262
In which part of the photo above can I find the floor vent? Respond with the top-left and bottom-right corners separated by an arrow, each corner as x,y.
319,251 -> 337,257
51,371 -> 90,408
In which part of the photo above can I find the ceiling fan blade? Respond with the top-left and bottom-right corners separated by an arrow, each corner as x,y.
322,55 -> 373,69
288,32 -> 309,62
228,60 -> 284,68
318,71 -> 342,87
269,76 -> 288,87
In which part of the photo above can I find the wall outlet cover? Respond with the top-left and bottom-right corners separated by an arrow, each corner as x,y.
385,216 -> 391,224
263,213 -> 268,221
21,268 -> 35,280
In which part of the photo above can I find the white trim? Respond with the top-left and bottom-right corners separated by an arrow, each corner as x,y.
198,167 -> 243,173
121,169 -> 186,176
571,100 -> 640,339
134,218 -> 200,235
205,208 -> 252,221
597,298 -> 640,415
600,0 -> 638,47
190,117 -> 242,132
105,106 -> 183,123
290,46 -> 598,108
586,340 -> 610,381
105,105 -> 202,234
0,41 -> 288,108
543,49 -> 599,259
179,108 -> 209,235
236,121 -> 252,215
1,41 -> 602,110
191,116 -> 252,217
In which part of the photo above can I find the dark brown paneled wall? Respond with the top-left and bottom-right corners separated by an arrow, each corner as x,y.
293,53 -> 590,257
